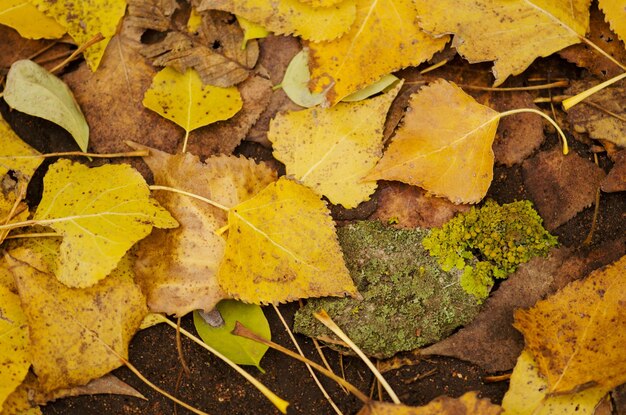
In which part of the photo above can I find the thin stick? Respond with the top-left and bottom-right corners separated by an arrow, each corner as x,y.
583,155 -> 601,246
159,316 -> 289,414
149,186 -> 230,212
419,58 -> 449,75
313,310 -> 401,404
27,41 -> 59,61
37,50 -> 74,66
233,322 -> 370,404
534,95 -> 569,104
182,130 -> 191,153
272,304 -> 343,415
1,150 -> 149,160
176,317 -> 192,376
0,183 -> 26,243
312,338 -> 348,394
51,33 -> 105,73
498,108 -> 569,155
579,36 -> 626,71
562,72 -> 626,110
582,101 -> 626,122
460,80 -> 569,92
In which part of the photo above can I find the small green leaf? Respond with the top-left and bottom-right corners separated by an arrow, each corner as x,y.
193,300 -> 270,372
3,60 -> 89,152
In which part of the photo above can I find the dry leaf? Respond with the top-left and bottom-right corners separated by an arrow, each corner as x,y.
522,147 -> 606,230
601,150 -> 626,193
358,392 -> 501,414
514,255 -> 626,394
197,0 -> 356,42
7,244 -> 147,392
269,82 -> 401,208
0,373 -> 41,415
128,142 -> 276,317
218,177 -> 357,304
0,0 -> 65,40
33,159 -> 178,287
414,0 -> 590,86
599,0 -> 626,43
308,0 -> 448,105
366,79 -> 500,204
32,374 -> 146,404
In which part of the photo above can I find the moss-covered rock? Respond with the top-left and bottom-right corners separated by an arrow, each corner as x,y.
293,221 -> 481,358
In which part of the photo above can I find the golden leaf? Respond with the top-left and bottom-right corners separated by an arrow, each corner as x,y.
219,177 -> 357,304
357,392 -> 501,414
366,80 -> 499,204
33,160 -> 178,288
128,142 -> 276,317
0,0 -> 65,39
309,0 -> 448,105
30,0 -> 127,70
269,82 -> 401,208
0,114 -> 42,181
414,0 -> 590,86
599,0 -> 626,43
514,255 -> 626,394
143,67 -> 243,152
198,0 -> 356,41
6,244 -> 147,392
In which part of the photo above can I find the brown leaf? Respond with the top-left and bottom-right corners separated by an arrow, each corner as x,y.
0,26 -> 71,72
357,392 -> 501,415
522,147 -> 605,230
602,150 -> 626,192
33,374 -> 145,404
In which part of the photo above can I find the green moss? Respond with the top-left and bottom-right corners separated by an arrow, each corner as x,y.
293,221 -> 481,358
422,200 -> 557,302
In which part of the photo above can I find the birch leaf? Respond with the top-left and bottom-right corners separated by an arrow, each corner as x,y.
358,392 -> 501,414
4,60 -> 89,152
598,0 -> 626,42
33,159 -> 178,288
0,0 -> 65,39
269,82 -> 401,208
366,80 -> 500,204
237,16 -> 270,47
218,177 -> 357,304
0,114 -> 42,181
414,0 -> 590,86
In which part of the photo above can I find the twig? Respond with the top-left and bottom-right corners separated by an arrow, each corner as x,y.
176,317 -> 192,377
149,186 -> 230,212
50,33 -> 105,73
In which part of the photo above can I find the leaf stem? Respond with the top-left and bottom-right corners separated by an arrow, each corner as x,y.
562,72 -> 626,110
4,232 -> 60,240
149,186 -> 230,212
50,33 -> 105,74
182,130 -> 191,153
461,80 -> 569,92
498,108 -> 569,155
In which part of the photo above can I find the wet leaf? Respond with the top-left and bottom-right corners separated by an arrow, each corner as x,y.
193,300 -> 270,370
0,0 -> 65,39
4,60 -> 89,152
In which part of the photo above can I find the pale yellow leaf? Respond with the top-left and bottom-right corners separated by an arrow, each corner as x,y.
269,82 -> 401,208
366,79 -> 499,204
219,177 -> 357,304
358,391 -> 501,414
237,15 -> 270,46
0,113 -> 43,181
599,0 -> 626,43
0,0 -> 65,39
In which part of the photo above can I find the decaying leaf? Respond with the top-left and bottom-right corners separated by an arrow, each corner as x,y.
514,255 -> 626,394
30,0 -> 126,70
281,50 -> 325,108
308,0 -> 448,105
602,150 -> 626,193
269,82 -> 401,208
414,0 -> 590,86
218,177 -> 357,304
0,374 -> 41,415
0,0 -> 65,39
198,0 -> 356,42
358,391 -> 501,414
294,221 -> 480,358
128,142 -> 276,316
32,374 -> 146,404
193,300 -> 270,370
598,0 -> 626,43
4,60 -> 89,152
366,79 -> 500,204
502,349 -> 609,415
7,243 -> 147,392
33,159 -> 178,287
522,147 -> 606,230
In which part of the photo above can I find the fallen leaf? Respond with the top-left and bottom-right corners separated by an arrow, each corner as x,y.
198,0 -> 356,42
143,66 -> 243,152
601,150 -> 626,193
7,244 -> 147,392
32,374 -> 146,404
237,16 -> 270,46
514,255 -> 626,394
0,284 -> 30,411
366,79 -> 500,204
599,0 -> 626,43
281,50 -> 325,108
4,60 -> 89,152
269,81 -> 401,208
357,391 -> 501,414
0,374 -> 41,415
193,300 -> 270,370
30,0 -> 126,70
218,177 -> 357,304
0,114 -> 42,181
0,25 -> 68,70
0,0 -> 65,39
308,0 -> 448,105
502,349 -> 609,415
522,147 -> 606,230
128,143 -> 276,316
414,0 -> 590,86
33,159 -> 178,287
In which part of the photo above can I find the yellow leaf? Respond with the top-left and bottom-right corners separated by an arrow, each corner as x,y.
598,0 -> 626,43
237,15 -> 270,47
0,284 -> 30,411
32,159 -> 178,288
187,7 -> 203,33
219,177 -> 357,304
127,142 -> 276,317
0,114 -> 42,181
0,0 -> 65,39
299,0 -> 343,6
514,255 -> 626,394
198,0 -> 356,41
269,81 -> 401,208
414,0 -> 590,86
366,79 -> 499,204
309,0 -> 448,105
6,244 -> 148,392
0,375 -> 41,415
502,349 -> 609,415
143,67 -> 243,153
358,391 -> 501,414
